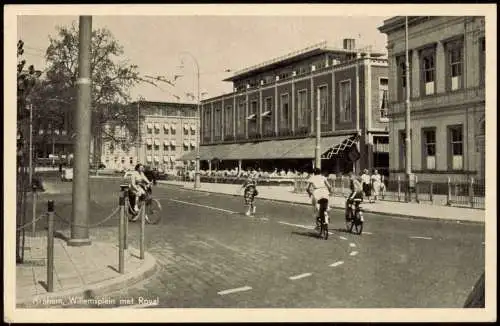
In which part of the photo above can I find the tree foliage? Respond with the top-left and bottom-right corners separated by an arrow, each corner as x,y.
36,22 -> 158,145
17,40 -> 42,121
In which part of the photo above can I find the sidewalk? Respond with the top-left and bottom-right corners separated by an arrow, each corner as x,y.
16,235 -> 158,308
158,180 -> 486,224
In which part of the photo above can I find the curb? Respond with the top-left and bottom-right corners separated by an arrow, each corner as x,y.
16,244 -> 158,308
162,183 -> 485,225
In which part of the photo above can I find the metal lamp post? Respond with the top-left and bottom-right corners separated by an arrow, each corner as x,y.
179,51 -> 201,189
404,16 -> 412,202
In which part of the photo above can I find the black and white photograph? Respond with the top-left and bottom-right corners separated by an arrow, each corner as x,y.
4,3 -> 496,323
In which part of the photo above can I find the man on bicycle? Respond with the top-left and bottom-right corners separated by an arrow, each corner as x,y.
306,168 -> 333,228
345,171 -> 364,221
129,163 -> 152,213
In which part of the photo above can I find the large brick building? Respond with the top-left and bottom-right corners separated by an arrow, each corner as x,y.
183,39 -> 390,175
378,16 -> 485,182
100,101 -> 197,171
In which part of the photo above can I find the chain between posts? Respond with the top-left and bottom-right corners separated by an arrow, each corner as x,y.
54,207 -> 120,228
16,213 -> 47,231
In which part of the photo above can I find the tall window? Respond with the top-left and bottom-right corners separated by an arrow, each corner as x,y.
203,108 -> 211,141
421,48 -> 436,96
379,78 -> 389,119
479,37 -> 485,86
237,101 -> 246,137
447,41 -> 463,91
248,100 -> 258,137
224,105 -> 233,138
397,53 -> 411,101
339,80 -> 351,122
213,106 -> 221,141
318,85 -> 329,127
262,97 -> 273,136
422,128 -> 436,170
448,125 -> 463,170
279,93 -> 290,134
296,89 -> 308,129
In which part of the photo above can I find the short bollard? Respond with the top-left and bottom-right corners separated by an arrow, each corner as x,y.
118,192 -> 125,274
140,203 -> 145,260
415,176 -> 420,203
47,200 -> 55,292
119,185 -> 129,250
430,181 -> 434,204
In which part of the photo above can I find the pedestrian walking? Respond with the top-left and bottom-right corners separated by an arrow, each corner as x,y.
240,174 -> 259,216
371,169 -> 383,202
361,169 -> 373,203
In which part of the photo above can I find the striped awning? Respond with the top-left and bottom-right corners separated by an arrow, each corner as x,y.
164,140 -> 170,146
154,124 -> 160,130
170,156 -> 176,161
163,156 -> 169,162
183,141 -> 189,147
164,124 -> 169,130
154,156 -> 159,162
146,156 -> 152,162
146,139 -> 152,145
154,139 -> 160,146
184,124 -> 189,131
190,125 -> 196,131
171,125 -> 176,130
147,123 -> 153,129
190,141 -> 196,147
170,140 -> 176,146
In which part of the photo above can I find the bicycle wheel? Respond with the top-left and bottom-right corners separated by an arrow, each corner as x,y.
354,211 -> 364,235
145,198 -> 162,224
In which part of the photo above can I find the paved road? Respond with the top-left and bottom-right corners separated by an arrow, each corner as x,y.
28,180 -> 485,308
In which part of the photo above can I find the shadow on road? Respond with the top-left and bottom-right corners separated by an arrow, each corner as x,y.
291,230 -> 320,239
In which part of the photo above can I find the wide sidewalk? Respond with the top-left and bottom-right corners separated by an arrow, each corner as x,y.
16,233 -> 157,308
158,180 -> 486,224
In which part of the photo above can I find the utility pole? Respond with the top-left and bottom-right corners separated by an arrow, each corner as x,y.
194,63 -> 201,188
136,99 -> 141,162
69,16 -> 92,246
405,16 -> 412,202
314,88 -> 321,170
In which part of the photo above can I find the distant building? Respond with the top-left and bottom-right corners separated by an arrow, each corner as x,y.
183,39 -> 389,175
378,16 -> 485,182
100,101 -> 198,171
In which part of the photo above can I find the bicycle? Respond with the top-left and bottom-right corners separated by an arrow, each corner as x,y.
315,198 -> 329,240
345,198 -> 364,235
120,184 -> 162,224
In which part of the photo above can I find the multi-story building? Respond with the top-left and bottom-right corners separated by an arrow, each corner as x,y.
100,101 -> 198,171
183,39 -> 389,175
378,16 -> 485,182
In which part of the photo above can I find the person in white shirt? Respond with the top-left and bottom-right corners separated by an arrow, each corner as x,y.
361,169 -> 373,203
128,163 -> 152,213
306,168 -> 334,228
371,169 -> 385,201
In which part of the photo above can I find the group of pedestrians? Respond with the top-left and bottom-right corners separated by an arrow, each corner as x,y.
360,169 -> 386,203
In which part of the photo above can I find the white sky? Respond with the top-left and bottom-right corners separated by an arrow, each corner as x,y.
17,13 -> 390,103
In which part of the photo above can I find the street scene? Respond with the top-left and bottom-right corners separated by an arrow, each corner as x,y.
9,4 -> 493,323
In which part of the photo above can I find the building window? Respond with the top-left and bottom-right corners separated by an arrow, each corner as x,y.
214,106 -> 222,141
446,40 -> 463,91
262,97 -> 273,136
248,100 -> 258,137
317,85 -> 329,127
296,89 -> 308,129
420,47 -> 436,96
448,125 -> 463,170
203,108 -> 211,141
339,80 -> 352,122
479,37 -> 485,86
397,53 -> 412,101
379,78 -> 389,119
237,101 -> 246,137
224,105 -> 233,138
399,130 -> 412,170
279,93 -> 290,134
422,128 -> 436,170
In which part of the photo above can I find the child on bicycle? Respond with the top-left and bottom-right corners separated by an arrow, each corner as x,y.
241,173 -> 259,216
306,168 -> 333,229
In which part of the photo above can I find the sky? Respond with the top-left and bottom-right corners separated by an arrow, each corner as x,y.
16,12 -> 390,104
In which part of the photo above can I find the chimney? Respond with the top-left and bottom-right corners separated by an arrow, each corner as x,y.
343,38 -> 356,50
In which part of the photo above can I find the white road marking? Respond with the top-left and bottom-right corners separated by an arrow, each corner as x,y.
329,261 -> 344,267
409,236 -> 432,240
363,232 -> 373,235
217,286 -> 252,295
349,251 -> 359,256
278,221 -> 315,230
167,198 -> 237,214
349,243 -> 356,248
339,236 -> 348,240
289,273 -> 312,280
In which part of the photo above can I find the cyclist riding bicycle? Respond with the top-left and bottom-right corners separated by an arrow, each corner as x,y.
345,171 -> 364,221
306,168 -> 333,228
128,163 -> 152,213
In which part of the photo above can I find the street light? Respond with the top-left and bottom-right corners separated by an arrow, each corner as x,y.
137,95 -> 145,164
179,51 -> 201,189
